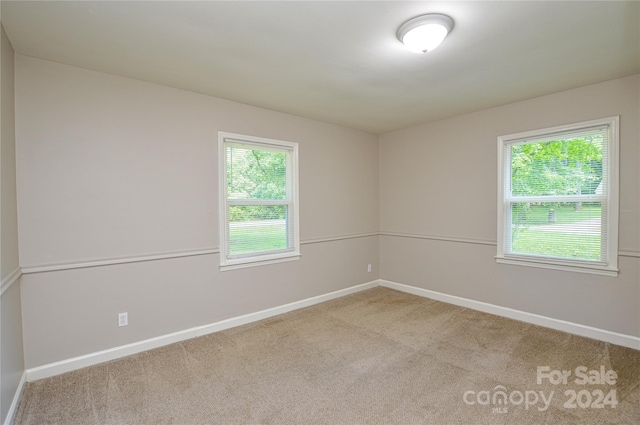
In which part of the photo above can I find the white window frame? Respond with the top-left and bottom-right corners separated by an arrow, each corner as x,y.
218,132 -> 300,271
496,117 -> 619,277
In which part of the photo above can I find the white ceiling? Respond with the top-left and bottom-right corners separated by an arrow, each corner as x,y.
2,1 -> 639,134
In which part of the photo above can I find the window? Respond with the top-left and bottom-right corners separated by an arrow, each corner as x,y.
497,117 -> 619,276
218,132 -> 300,270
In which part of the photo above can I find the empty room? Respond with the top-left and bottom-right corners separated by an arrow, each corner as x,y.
1,1 -> 639,424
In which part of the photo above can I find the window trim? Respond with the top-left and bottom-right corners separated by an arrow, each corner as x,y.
496,117 -> 619,277
218,132 -> 300,271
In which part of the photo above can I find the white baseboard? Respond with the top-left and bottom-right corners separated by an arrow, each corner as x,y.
380,280 -> 640,350
3,371 -> 27,425
24,277 -> 639,383
26,280 -> 379,382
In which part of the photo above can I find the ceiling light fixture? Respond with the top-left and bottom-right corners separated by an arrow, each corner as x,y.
397,14 -> 454,53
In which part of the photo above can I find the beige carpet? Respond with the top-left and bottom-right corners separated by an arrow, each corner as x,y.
14,287 -> 640,424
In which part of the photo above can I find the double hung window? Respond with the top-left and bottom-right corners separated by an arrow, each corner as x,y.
219,132 -> 300,270
497,117 -> 619,276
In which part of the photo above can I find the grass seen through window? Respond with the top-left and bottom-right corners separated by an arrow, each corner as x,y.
228,219 -> 287,256
511,204 -> 601,261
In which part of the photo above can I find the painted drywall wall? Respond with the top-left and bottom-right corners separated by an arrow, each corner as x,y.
0,28 -> 18,275
1,23 -> 25,425
380,75 -> 640,338
15,56 -> 380,368
12,53 -> 639,374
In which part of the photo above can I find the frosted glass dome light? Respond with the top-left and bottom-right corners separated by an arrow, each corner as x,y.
397,14 -> 454,53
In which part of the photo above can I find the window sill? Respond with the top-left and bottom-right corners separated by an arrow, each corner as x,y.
220,253 -> 301,271
495,256 -> 618,277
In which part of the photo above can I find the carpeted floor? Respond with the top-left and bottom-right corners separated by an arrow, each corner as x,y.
13,287 -> 640,424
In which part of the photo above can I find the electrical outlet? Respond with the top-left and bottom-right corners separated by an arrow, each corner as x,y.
367,264 -> 372,273
118,312 -> 128,327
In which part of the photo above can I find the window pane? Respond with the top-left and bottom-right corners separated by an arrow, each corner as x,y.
226,145 -> 287,200
511,136 -> 603,196
510,202 -> 601,261
228,205 -> 289,256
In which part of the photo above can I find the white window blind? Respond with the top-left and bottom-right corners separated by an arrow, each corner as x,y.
219,133 -> 300,270
497,117 -> 619,276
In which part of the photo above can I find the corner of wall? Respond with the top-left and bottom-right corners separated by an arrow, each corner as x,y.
1,21 -> 26,425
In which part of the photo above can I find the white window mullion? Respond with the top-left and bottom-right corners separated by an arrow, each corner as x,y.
505,195 -> 607,204
227,199 -> 291,206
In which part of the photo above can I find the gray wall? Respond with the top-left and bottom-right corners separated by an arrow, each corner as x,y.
1,23 -> 25,424
15,56 -> 380,368
9,53 -> 640,376
379,75 -> 640,338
